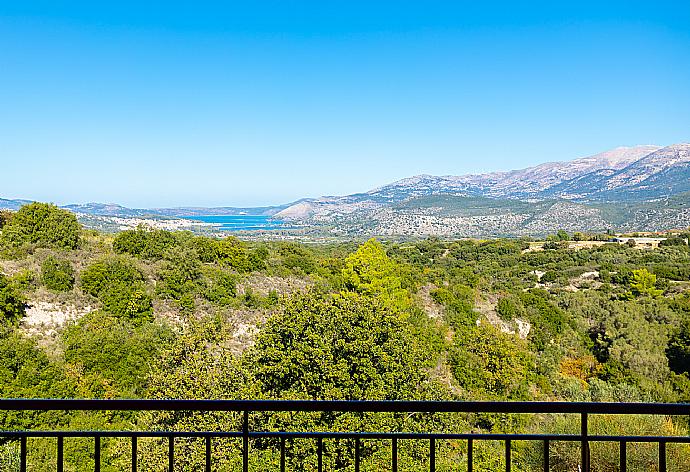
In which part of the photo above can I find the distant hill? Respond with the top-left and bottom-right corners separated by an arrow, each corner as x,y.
274,143 -> 690,236
0,198 -> 32,211
1,200 -> 294,218
3,143 -> 690,237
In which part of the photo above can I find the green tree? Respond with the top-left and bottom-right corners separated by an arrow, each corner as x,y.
0,329 -> 74,401
156,249 -> 203,311
81,257 -> 144,296
134,317 -> 256,470
450,321 -> 533,399
0,274 -> 26,326
40,256 -> 75,291
243,291 -> 447,470
629,268 -> 663,298
278,243 -> 316,274
62,311 -> 174,398
216,237 -> 266,272
249,290 -> 432,400
497,295 -> 525,321
660,236 -> 688,247
80,257 -> 153,323
431,284 -> 477,329
187,236 -> 220,262
519,289 -> 568,350
572,232 -> 586,241
0,202 -> 80,249
201,268 -> 237,306
342,238 -> 412,309
667,315 -> 690,375
112,227 -> 178,259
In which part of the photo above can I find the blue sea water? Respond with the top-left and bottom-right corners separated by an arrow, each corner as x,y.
182,215 -> 288,231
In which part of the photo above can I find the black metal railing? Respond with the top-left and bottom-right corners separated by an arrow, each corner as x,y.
1,399 -> 690,471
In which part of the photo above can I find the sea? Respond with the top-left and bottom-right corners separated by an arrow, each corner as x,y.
182,215 -> 289,231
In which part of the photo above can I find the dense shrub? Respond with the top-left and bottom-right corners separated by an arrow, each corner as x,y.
519,289 -> 569,350
431,284 -> 476,329
80,257 -> 152,323
249,290 -> 433,400
216,237 -> 266,272
0,329 -> 74,401
0,274 -> 26,326
496,295 -> 525,321
667,315 -> 690,375
40,256 -> 75,291
156,250 -> 203,311
202,269 -> 237,306
0,210 -> 12,229
278,243 -> 316,274
62,311 -> 174,397
113,227 -> 178,259
81,257 -> 144,296
450,321 -> 533,399
660,236 -> 688,247
188,236 -> 220,262
0,202 -> 80,249
8,270 -> 37,292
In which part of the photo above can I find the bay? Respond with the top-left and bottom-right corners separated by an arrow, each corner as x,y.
182,215 -> 288,231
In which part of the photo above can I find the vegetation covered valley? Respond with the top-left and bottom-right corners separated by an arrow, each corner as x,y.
2,203 -> 690,470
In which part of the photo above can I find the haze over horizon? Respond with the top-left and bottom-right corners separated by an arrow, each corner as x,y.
2,1 -> 689,207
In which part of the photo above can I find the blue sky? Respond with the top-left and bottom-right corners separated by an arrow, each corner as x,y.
1,1 -> 689,207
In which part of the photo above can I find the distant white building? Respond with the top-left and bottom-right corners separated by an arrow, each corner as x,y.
610,237 -> 667,248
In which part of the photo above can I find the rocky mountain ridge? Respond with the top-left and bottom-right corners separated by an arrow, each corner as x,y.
275,143 -> 690,222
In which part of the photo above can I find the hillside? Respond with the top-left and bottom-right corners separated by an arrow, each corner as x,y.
2,204 -> 690,469
274,143 -> 690,236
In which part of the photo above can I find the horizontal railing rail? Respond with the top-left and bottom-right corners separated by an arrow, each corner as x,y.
2,398 -> 690,414
2,400 -> 689,472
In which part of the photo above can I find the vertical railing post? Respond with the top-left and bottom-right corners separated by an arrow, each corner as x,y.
355,437 -> 360,472
280,437 -> 286,472
95,435 -> 101,472
317,437 -> 323,472
505,439 -> 511,472
243,411 -> 249,472
543,439 -> 549,472
169,435 -> 175,472
581,413 -> 590,472
131,436 -> 137,472
619,441 -> 626,472
468,438 -> 473,472
659,441 -> 667,472
392,437 -> 398,472
430,437 -> 436,472
20,436 -> 27,472
205,436 -> 212,472
57,436 -> 64,472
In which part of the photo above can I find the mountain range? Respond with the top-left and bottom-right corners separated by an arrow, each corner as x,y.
271,143 -> 690,237
2,143 -> 690,237
275,143 -> 690,218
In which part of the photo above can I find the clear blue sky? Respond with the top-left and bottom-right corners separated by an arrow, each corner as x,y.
1,1 -> 689,208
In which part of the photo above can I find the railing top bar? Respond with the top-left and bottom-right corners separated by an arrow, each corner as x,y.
3,430 -> 690,443
1,399 -> 690,415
